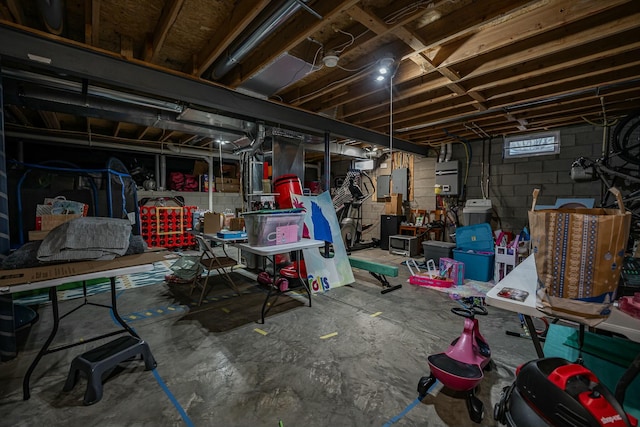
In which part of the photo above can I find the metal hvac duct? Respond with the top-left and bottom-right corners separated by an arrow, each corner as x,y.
211,0 -> 313,79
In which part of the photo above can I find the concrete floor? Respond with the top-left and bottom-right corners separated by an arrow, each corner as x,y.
0,247 -> 538,426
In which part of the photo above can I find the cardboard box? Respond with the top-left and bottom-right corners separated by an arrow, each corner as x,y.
41,214 -> 82,231
385,193 -> 403,215
0,251 -> 174,288
28,230 -> 51,241
193,160 -> 208,176
203,212 -> 224,234
229,217 -> 245,231
219,184 -> 241,193
215,177 -> 240,185
439,257 -> 465,285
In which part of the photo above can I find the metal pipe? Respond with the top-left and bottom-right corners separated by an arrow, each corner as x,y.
208,158 -> 214,211
160,155 -> 166,190
2,68 -> 183,112
154,154 -> 160,189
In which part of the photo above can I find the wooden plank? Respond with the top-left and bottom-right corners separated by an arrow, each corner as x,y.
431,0 -> 631,69
5,0 -> 24,24
38,111 -> 60,130
281,0 -> 534,106
144,0 -> 186,62
463,10 -> 640,87
7,106 -> 32,126
91,0 -> 101,46
120,34 -> 134,59
346,5 -> 388,35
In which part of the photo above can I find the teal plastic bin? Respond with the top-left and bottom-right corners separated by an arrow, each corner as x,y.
453,222 -> 494,282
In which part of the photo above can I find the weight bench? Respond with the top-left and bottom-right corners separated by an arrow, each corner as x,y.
348,257 -> 402,294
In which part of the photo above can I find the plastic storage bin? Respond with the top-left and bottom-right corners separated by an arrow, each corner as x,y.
462,199 -> 492,225
242,209 -> 305,247
423,241 -> 456,264
452,222 -> 494,282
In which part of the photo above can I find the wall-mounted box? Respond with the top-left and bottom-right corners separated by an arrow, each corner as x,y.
435,160 -> 460,196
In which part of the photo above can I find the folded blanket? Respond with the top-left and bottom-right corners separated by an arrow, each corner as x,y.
37,217 -> 132,262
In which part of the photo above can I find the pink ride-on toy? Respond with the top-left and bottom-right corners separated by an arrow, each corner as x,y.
417,303 -> 492,423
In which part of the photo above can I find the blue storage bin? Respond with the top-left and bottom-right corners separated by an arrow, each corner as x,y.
453,222 -> 495,282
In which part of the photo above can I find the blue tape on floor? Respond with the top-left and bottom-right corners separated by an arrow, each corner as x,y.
382,397 -> 423,426
111,289 -> 194,426
382,379 -> 438,426
152,368 -> 195,427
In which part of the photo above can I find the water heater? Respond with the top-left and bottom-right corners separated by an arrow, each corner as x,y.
435,160 -> 460,195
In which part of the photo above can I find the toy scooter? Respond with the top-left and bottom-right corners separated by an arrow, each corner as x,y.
417,303 -> 492,423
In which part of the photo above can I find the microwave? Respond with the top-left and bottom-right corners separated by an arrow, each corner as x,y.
389,235 -> 419,257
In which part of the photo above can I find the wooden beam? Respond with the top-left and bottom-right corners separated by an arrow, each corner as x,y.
160,130 -> 178,142
193,0 -> 270,77
283,0 -> 534,108
120,34 -> 133,59
0,4 -> 14,21
84,0 -> 92,44
430,0 -> 631,69
346,5 -> 388,34
462,9 -> 640,85
5,0 -> 25,24
90,0 -> 101,46
144,0 -> 185,63
137,127 -> 151,140
39,111 -> 60,130
180,134 -> 198,145
7,106 -> 32,126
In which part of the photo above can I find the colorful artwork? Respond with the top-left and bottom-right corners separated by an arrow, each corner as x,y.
292,191 -> 355,292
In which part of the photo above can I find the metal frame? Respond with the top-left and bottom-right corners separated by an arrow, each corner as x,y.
0,24 -> 426,156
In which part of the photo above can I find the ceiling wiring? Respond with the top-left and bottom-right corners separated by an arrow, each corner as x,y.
384,1 -> 433,24
333,28 -> 356,54
287,59 -> 380,104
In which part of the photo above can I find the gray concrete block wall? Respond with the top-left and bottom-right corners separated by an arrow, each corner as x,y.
448,124 -> 603,233
359,156 -> 437,243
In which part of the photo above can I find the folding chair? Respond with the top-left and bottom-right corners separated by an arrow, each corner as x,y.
191,235 -> 240,305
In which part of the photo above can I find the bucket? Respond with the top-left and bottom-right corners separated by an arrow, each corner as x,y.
274,174 -> 302,209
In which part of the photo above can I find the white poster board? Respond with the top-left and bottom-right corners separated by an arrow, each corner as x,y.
291,191 -> 355,292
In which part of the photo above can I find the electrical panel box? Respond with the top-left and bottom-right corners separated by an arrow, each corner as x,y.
377,175 -> 391,201
391,167 -> 408,200
435,160 -> 460,196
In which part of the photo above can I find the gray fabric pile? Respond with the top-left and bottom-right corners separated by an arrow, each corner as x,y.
37,217 -> 132,262
2,241 -> 43,269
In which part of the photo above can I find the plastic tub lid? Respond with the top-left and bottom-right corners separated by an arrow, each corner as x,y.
455,222 -> 494,251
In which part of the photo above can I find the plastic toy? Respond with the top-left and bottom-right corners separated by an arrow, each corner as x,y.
417,302 -> 492,423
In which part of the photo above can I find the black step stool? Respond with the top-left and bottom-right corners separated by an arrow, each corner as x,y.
63,335 -> 156,405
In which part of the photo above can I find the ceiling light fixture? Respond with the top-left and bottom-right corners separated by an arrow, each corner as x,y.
322,51 -> 339,68
378,57 -> 395,75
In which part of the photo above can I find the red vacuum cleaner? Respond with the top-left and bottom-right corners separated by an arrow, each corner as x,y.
417,302 -> 492,423
494,357 -> 638,427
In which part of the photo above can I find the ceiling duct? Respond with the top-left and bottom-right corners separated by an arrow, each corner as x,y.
267,127 -> 323,144
5,81 -> 249,142
211,0 -> 312,80
37,0 -> 64,35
